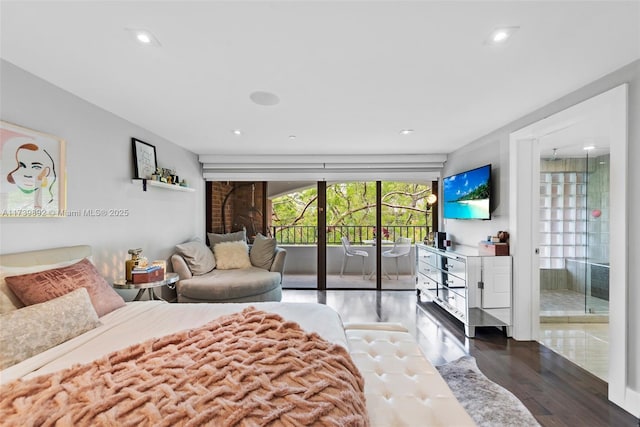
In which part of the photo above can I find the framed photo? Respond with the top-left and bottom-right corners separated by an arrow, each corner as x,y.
0,120 -> 67,217
132,138 -> 157,180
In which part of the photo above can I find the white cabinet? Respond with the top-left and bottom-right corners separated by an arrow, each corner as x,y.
416,244 -> 512,337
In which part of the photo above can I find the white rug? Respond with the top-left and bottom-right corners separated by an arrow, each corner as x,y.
436,356 -> 541,427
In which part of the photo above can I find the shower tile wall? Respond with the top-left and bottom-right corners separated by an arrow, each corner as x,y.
540,158 -> 587,290
587,155 -> 610,263
539,156 -> 610,297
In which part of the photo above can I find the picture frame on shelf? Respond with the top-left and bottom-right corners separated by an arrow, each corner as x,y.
132,138 -> 157,180
0,120 -> 67,217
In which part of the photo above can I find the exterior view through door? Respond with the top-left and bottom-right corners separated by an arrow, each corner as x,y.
270,181 -> 436,290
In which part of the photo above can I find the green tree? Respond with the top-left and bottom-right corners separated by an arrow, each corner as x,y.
272,182 -> 434,244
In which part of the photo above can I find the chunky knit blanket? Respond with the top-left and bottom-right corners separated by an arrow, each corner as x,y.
1,307 -> 369,426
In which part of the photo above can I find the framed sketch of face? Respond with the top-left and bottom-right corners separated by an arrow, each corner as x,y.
0,121 -> 66,217
132,138 -> 158,180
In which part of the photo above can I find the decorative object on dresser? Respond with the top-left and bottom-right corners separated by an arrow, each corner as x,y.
479,230 -> 510,256
416,243 -> 512,337
434,231 -> 448,250
478,241 -> 510,256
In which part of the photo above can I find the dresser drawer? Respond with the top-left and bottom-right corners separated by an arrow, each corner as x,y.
439,288 -> 467,321
417,250 -> 439,268
417,260 -> 434,275
442,272 -> 466,289
417,275 -> 438,293
442,257 -> 466,281
418,263 -> 442,283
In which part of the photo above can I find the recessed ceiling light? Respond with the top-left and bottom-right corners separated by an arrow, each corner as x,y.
126,28 -> 161,46
399,129 -> 414,135
486,26 -> 519,45
289,135 -> 297,140
232,129 -> 242,136
583,145 -> 596,151
250,91 -> 280,106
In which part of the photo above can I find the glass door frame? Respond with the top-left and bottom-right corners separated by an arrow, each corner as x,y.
317,181 -> 384,290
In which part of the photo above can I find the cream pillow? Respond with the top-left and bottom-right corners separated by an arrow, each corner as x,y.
0,288 -> 101,369
214,241 -> 252,270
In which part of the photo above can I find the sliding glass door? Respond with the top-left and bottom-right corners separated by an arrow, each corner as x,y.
326,181 -> 377,290
270,180 -> 435,291
379,182 -> 431,290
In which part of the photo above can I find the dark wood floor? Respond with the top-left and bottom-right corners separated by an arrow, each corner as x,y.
282,289 -> 639,427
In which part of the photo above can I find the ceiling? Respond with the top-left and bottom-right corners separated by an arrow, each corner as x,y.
1,1 -> 638,158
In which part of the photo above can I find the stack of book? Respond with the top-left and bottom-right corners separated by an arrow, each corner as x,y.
131,264 -> 164,284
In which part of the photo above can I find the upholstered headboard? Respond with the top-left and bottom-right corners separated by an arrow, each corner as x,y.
0,245 -> 92,268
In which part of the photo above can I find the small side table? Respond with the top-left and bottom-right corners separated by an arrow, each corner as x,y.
113,272 -> 179,302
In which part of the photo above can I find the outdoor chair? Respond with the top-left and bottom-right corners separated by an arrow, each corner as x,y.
340,236 -> 369,279
382,237 -> 412,279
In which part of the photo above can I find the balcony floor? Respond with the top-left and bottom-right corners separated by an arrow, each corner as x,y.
283,273 -> 415,290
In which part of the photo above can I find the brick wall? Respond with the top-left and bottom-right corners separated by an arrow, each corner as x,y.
209,182 -> 234,234
208,182 -> 270,240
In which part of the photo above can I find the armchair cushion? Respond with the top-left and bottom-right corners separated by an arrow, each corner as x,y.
176,267 -> 281,302
250,234 -> 277,270
175,241 -> 215,275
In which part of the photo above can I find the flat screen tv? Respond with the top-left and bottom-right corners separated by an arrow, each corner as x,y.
443,164 -> 491,220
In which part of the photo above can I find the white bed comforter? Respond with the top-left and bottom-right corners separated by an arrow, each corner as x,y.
0,301 -> 348,385
2,301 -> 476,427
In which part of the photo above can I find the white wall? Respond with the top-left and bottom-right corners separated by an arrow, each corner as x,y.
444,60 -> 639,407
440,138 -> 511,250
0,60 -> 206,300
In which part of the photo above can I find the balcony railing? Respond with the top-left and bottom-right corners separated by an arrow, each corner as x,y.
271,225 -> 430,245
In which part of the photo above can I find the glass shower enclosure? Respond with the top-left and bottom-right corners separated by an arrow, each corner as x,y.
539,148 -> 610,316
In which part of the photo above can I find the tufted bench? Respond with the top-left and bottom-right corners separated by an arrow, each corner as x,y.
345,323 -> 475,427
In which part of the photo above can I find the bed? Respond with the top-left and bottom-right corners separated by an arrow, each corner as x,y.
0,245 -> 475,426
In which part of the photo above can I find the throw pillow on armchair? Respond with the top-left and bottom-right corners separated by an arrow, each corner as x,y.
214,241 -> 252,270
250,234 -> 277,270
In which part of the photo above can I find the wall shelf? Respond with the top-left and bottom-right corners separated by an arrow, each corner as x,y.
132,179 -> 195,192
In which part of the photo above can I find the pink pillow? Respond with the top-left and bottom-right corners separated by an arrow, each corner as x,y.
5,258 -> 125,317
